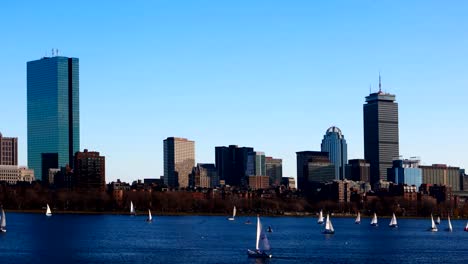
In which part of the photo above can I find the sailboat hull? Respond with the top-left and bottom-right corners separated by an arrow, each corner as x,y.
0,228 -> 6,233
317,221 -> 324,225
46,213 -> 52,217
227,217 -> 235,221
322,230 -> 335,234
389,224 -> 398,228
464,228 -> 468,232
429,227 -> 438,232
247,249 -> 272,258
355,221 -> 361,224
370,223 -> 378,227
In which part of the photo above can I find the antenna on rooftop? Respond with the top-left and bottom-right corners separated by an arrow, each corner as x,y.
56,49 -> 59,56
378,72 -> 382,93
51,48 -> 55,57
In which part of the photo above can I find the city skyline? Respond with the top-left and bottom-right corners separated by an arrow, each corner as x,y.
1,1 -> 467,183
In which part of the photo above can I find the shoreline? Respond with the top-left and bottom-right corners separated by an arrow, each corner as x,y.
4,209 -> 467,220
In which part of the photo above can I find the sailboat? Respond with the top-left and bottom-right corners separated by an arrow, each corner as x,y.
247,216 -> 272,258
322,214 -> 335,234
355,212 -> 361,224
146,209 -> 152,222
435,216 -> 441,225
228,206 -> 236,221
317,210 -> 324,224
370,213 -> 378,226
429,214 -> 438,232
464,222 -> 468,232
0,208 -> 6,233
446,216 -> 452,232
130,201 -> 136,215
45,204 -> 52,217
389,213 -> 398,228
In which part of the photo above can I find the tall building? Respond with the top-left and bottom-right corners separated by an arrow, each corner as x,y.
387,158 -> 422,187
0,132 -> 18,165
345,159 -> 371,182
74,149 -> 106,192
306,155 -> 335,183
321,126 -> 347,180
296,151 -> 329,189
265,157 -> 282,186
191,163 -> 218,188
163,137 -> 195,188
215,145 -> 253,187
420,164 -> 461,191
246,151 -> 266,176
27,56 -> 80,181
363,76 -> 399,186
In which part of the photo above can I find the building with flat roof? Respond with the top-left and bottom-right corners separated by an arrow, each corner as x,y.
345,159 -> 370,182
0,165 -> 35,184
246,151 -> 266,177
266,157 -> 282,186
387,158 -> 422,187
248,175 -> 269,190
420,164 -> 461,191
27,56 -> 80,181
215,145 -> 253,187
74,149 -> 106,192
164,137 -> 195,188
296,151 -> 329,189
0,132 -> 18,165
363,76 -> 399,186
191,163 -> 218,188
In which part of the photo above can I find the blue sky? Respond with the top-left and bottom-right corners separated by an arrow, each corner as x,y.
0,0 -> 467,182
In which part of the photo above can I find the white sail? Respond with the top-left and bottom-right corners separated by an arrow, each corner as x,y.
389,213 -> 397,226
318,210 -> 324,223
465,221 -> 468,230
0,209 -> 6,229
255,216 -> 271,251
325,214 -> 334,232
46,204 -> 52,216
148,209 -> 152,221
130,201 -> 135,214
355,212 -> 361,223
436,216 -> 441,224
431,214 -> 437,229
447,216 -> 452,232
371,213 -> 378,225
233,206 -> 237,218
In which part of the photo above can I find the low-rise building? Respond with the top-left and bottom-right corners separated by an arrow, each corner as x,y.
248,175 -> 269,190
0,165 -> 35,184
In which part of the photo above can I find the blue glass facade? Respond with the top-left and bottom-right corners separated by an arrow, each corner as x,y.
387,160 -> 422,187
27,56 -> 80,181
321,127 -> 348,180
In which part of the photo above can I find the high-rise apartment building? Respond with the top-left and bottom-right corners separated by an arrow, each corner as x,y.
74,149 -> 106,192
265,157 -> 282,186
27,56 -> 80,181
0,132 -> 18,165
363,76 -> 399,185
215,145 -> 253,187
163,137 -> 195,188
321,126 -> 347,180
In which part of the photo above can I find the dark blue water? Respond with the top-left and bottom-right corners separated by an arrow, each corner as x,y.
0,213 -> 467,263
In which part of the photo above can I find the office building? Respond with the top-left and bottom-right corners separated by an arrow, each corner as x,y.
387,158 -> 422,187
0,132 -> 18,165
265,157 -> 282,186
363,76 -> 399,185
163,137 -> 195,188
306,155 -> 335,183
321,126 -> 347,180
0,165 -> 35,184
420,164 -> 461,191
74,149 -> 106,192
345,159 -> 370,182
191,163 -> 218,188
460,169 -> 468,191
215,145 -> 253,187
296,151 -> 329,189
246,151 -> 266,176
27,56 -> 80,181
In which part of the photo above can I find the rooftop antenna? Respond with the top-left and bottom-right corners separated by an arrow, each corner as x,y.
51,48 -> 55,57
56,49 -> 59,56
378,72 -> 382,93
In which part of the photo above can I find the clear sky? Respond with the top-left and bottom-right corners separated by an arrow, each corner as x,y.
0,0 -> 467,183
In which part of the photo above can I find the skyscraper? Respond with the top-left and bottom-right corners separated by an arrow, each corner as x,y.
27,56 -> 80,181
246,151 -> 266,176
296,151 -> 329,190
265,157 -> 282,186
321,126 -> 347,180
215,145 -> 253,187
363,76 -> 399,186
163,137 -> 195,188
0,132 -> 18,165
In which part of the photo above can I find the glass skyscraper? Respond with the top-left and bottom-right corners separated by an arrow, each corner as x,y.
27,56 -> 80,181
321,126 -> 347,180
